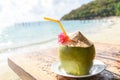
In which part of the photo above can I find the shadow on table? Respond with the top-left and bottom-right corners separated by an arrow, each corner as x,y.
56,70 -> 120,80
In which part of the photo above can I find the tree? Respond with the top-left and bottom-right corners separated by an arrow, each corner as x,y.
115,2 -> 120,16
61,0 -> 120,20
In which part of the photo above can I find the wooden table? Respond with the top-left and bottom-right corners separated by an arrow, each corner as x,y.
8,43 -> 120,80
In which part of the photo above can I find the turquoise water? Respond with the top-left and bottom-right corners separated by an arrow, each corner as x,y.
0,20 -> 111,52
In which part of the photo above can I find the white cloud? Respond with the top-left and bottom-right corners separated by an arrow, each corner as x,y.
0,0 -> 93,27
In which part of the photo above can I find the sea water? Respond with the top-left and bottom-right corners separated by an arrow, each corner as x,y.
0,20 -> 112,53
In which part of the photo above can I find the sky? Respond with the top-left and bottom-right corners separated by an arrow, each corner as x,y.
0,0 -> 93,27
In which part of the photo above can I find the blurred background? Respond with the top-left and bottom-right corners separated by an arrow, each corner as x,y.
0,0 -> 120,80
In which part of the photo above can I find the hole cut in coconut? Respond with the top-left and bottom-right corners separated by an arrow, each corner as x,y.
68,31 -> 93,47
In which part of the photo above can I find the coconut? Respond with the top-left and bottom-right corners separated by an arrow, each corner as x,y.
58,31 -> 95,75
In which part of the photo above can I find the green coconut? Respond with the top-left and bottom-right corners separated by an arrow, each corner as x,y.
58,31 -> 95,76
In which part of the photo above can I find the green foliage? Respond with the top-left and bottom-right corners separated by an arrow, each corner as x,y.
61,0 -> 120,20
115,2 -> 120,16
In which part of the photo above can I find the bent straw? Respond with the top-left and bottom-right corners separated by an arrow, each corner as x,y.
44,17 -> 67,36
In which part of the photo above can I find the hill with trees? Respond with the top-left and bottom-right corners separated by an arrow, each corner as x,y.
61,0 -> 120,20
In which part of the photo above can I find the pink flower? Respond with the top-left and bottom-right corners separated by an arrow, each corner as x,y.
58,33 -> 69,44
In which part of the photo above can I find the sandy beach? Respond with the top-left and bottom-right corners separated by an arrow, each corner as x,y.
87,17 -> 120,44
0,17 -> 120,80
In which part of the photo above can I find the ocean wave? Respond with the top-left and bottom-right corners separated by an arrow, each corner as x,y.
0,38 -> 57,53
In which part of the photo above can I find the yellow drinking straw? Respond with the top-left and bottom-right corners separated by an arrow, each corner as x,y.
44,17 -> 67,36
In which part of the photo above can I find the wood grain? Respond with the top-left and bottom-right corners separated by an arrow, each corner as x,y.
8,43 -> 120,80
